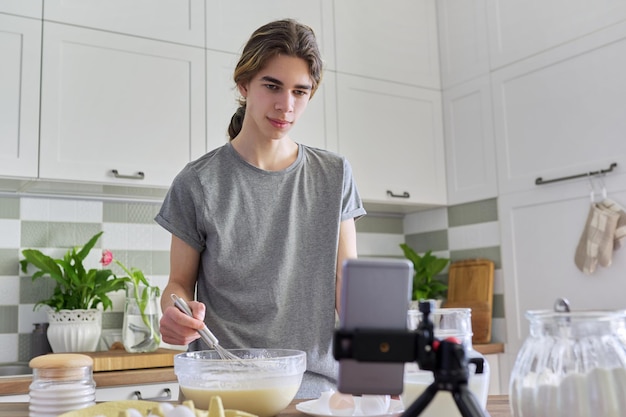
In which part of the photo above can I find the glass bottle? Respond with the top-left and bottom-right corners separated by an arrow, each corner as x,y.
122,282 -> 161,353
402,307 -> 490,416
509,307 -> 626,417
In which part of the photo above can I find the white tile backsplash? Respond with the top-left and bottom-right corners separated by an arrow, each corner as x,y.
0,334 -> 19,363
0,219 -> 20,248
447,221 -> 501,251
0,276 -> 19,304
403,207 -> 448,234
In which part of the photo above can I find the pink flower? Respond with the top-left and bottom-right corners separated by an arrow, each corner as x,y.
100,250 -> 113,266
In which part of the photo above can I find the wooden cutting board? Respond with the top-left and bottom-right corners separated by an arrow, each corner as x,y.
444,259 -> 494,344
83,348 -> 182,372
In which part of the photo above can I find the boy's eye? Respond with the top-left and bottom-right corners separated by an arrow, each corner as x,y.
294,90 -> 308,96
265,84 -> 279,91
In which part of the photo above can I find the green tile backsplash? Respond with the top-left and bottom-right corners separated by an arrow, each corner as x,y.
0,197 -> 20,218
0,249 -> 20,276
103,202 -> 161,224
447,198 -> 498,227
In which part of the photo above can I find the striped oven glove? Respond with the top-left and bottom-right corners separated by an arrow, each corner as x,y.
575,199 -> 626,274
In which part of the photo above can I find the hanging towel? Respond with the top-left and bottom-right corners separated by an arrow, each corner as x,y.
574,203 -> 620,274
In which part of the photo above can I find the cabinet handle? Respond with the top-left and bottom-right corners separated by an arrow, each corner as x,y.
386,190 -> 410,199
111,169 -> 145,180
132,388 -> 172,402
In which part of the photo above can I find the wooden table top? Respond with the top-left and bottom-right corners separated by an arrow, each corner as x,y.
0,395 -> 511,417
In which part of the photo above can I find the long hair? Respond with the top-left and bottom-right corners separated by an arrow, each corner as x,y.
227,19 -> 323,140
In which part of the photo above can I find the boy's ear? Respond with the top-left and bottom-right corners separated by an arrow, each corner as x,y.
237,83 -> 248,98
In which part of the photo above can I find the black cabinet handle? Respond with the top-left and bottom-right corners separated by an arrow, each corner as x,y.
386,190 -> 410,199
111,169 -> 145,180
132,388 -> 172,402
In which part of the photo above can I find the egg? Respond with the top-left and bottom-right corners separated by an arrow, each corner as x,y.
328,391 -> 355,416
359,395 -> 390,415
165,405 -> 197,417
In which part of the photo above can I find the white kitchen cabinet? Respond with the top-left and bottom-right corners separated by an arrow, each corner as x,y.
0,0 -> 42,18
43,0 -> 205,47
336,73 -> 446,208
205,0 -> 335,70
443,76 -> 498,205
39,22 -> 206,188
436,0 -> 490,89
486,0 -> 626,69
0,14 -> 41,179
491,22 -> 626,195
96,382 -> 179,402
334,0 -> 440,89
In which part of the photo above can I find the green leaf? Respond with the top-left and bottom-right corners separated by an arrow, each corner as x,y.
400,243 -> 450,301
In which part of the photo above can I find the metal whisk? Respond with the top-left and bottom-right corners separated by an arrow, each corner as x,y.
171,294 -> 243,362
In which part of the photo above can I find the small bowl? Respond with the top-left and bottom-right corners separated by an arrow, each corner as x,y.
174,349 -> 306,417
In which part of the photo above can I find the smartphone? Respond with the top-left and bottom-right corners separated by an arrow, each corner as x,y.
336,258 -> 413,395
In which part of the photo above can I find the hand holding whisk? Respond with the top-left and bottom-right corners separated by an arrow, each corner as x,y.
170,294 -> 243,362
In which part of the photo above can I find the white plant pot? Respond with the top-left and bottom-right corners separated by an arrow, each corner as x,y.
46,309 -> 102,353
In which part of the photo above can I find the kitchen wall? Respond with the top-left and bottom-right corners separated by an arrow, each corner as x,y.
0,193 -> 503,363
0,194 -> 407,363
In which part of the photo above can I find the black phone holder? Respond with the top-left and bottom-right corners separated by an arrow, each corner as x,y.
333,301 -> 491,417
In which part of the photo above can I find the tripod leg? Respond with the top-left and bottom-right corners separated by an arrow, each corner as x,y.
400,383 -> 438,417
451,385 -> 491,417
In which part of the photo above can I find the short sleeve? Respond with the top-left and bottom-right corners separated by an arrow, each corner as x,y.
154,166 -> 207,252
340,158 -> 367,222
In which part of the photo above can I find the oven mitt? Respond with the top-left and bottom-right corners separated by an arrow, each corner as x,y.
599,199 -> 626,250
575,203 -> 620,274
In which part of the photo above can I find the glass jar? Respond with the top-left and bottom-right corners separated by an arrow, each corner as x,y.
122,283 -> 161,353
29,353 -> 95,417
402,307 -> 490,416
509,308 -> 626,417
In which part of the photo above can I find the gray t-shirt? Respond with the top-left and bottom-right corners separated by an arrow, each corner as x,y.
155,142 -> 366,398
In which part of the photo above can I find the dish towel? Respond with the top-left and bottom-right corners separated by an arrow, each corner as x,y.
574,202 -> 620,274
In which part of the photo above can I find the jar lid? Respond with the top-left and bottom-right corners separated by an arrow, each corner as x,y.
29,353 -> 93,369
29,354 -> 94,381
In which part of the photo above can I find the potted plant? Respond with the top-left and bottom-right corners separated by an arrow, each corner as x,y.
20,231 -> 129,352
101,250 -> 162,352
400,243 -> 450,306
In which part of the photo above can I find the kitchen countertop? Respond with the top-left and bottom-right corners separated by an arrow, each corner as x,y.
0,396 -> 512,417
0,344 -> 504,397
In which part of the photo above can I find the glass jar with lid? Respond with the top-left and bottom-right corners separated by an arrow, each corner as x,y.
510,302 -> 626,417
401,307 -> 490,416
28,353 -> 96,417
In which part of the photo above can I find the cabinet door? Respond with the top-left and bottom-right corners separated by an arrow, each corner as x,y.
43,0 -> 204,47
334,0 -> 439,89
443,76 -> 498,205
206,50 -> 333,152
0,14 -> 41,178
205,0 -> 335,70
336,74 -> 446,207
39,22 -> 206,187
0,0 -> 42,18
96,382 -> 179,402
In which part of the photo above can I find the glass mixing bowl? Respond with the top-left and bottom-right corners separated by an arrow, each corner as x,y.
174,348 -> 306,417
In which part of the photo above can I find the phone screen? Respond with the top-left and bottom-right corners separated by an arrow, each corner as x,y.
336,258 -> 412,395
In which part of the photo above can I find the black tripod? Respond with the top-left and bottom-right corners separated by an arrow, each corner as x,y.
333,301 -> 491,417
